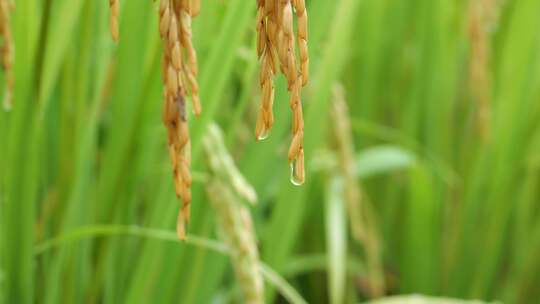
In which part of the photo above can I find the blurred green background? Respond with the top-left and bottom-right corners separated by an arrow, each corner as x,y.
1,0 -> 540,303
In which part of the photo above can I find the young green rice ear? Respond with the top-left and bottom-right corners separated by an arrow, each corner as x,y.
203,124 -> 264,304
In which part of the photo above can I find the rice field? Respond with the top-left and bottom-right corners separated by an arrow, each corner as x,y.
1,0 -> 540,303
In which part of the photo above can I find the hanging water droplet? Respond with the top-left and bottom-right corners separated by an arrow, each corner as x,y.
290,159 -> 304,186
257,128 -> 270,141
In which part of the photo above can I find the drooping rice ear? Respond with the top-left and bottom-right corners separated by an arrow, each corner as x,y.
254,0 -> 308,185
255,0 -> 277,141
158,0 -> 201,239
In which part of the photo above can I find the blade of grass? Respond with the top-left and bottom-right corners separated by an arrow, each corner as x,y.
326,176 -> 347,304
35,225 -> 307,304
2,0 -> 40,302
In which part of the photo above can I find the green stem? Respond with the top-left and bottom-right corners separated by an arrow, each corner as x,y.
34,225 -> 307,304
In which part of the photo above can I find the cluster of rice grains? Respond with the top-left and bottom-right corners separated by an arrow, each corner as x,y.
107,0 -> 309,239
159,0 -> 202,239
0,0 -> 13,110
255,0 -> 309,186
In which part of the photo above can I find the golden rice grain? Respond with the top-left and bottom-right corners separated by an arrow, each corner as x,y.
190,0 -> 200,17
293,0 -> 308,86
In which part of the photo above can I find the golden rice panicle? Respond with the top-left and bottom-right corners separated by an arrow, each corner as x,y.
255,0 -> 276,141
109,0 -> 119,42
159,0 -> 201,240
254,0 -> 307,185
0,0 -> 13,110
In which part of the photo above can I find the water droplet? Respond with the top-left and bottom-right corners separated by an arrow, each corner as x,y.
257,128 -> 270,141
290,160 -> 304,186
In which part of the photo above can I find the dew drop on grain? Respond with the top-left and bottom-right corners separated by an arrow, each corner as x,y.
257,128 -> 270,141
290,159 -> 304,186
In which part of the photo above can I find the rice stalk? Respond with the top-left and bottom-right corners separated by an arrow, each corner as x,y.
331,84 -> 385,297
0,0 -> 13,110
108,0 -> 119,42
159,0 -> 201,239
203,124 -> 264,304
255,0 -> 309,186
